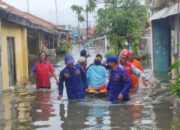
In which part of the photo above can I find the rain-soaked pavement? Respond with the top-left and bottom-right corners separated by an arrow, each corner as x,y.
0,44 -> 180,130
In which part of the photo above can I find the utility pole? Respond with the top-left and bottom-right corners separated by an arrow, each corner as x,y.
55,0 -> 59,25
27,0 -> 29,12
86,4 -> 89,40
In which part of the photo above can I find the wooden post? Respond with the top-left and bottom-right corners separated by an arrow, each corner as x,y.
53,35 -> 54,48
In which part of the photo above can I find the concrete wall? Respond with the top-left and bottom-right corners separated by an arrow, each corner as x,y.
1,22 -> 28,89
171,15 -> 180,78
152,0 -> 167,8
0,18 -> 2,90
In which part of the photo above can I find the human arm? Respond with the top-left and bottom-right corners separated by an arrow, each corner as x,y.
107,71 -> 112,92
24,64 -> 36,86
58,71 -> 64,100
52,72 -> 59,85
81,68 -> 88,90
119,72 -> 131,99
131,64 -> 141,77
48,61 -> 59,85
131,64 -> 152,86
86,67 -> 91,91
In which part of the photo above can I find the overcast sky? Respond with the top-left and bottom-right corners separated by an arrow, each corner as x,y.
3,0 -> 98,28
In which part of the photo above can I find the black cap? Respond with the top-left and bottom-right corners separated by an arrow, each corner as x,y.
80,50 -> 87,57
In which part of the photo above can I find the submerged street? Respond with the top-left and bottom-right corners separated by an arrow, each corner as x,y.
0,45 -> 179,130
0,0 -> 180,130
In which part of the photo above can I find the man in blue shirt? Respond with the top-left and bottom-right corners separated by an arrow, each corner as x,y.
58,55 -> 88,100
106,55 -> 131,102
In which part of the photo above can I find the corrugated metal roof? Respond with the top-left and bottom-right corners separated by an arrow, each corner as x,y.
151,2 -> 179,20
0,1 -> 57,33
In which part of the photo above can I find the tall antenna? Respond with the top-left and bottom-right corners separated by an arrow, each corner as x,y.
27,0 -> 29,12
55,0 -> 59,25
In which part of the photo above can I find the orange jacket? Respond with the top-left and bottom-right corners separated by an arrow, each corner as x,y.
130,59 -> 143,89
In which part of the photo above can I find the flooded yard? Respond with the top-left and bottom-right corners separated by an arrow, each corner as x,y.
0,45 -> 180,130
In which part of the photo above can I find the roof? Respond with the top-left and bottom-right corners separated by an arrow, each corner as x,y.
0,1 -> 57,34
88,28 -> 96,34
151,2 -> 179,20
54,25 -> 70,32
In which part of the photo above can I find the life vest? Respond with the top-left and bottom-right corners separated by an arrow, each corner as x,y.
119,61 -> 132,80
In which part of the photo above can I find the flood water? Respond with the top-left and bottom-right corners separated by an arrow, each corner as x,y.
0,44 -> 180,130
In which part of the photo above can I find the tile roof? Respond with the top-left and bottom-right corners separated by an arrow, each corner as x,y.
0,1 -> 56,32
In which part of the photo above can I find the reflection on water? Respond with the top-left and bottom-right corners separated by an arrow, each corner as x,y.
0,44 -> 179,130
59,101 -> 88,130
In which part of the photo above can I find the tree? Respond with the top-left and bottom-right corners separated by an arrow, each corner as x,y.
71,5 -> 85,31
96,0 -> 149,55
71,0 -> 97,28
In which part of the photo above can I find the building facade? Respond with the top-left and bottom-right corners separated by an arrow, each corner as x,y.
1,21 -> 28,89
149,0 -> 180,77
0,1 -> 59,90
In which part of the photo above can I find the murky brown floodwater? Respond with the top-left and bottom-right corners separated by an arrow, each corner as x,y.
0,44 -> 180,130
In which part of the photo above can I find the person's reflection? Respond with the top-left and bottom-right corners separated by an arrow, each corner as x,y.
87,105 -> 110,129
32,90 -> 55,121
128,105 -> 144,119
59,101 -> 88,130
108,105 -> 135,129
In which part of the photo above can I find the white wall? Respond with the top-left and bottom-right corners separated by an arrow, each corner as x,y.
0,18 -> 2,90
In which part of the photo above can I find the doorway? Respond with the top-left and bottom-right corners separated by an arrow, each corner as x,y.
7,37 -> 16,86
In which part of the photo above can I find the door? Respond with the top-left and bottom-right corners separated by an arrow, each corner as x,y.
7,37 -> 16,86
152,19 -> 171,73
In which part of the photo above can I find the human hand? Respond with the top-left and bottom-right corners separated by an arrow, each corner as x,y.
118,93 -> 123,100
57,95 -> 62,100
143,79 -> 154,87
56,79 -> 59,85
85,88 -> 89,92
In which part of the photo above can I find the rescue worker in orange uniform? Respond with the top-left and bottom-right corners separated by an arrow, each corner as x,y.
118,49 -> 148,89
128,51 -> 144,89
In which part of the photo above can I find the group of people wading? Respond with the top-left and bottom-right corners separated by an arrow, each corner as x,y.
30,49 -> 150,103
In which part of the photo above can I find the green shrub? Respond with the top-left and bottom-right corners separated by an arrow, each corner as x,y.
56,41 -> 72,54
104,49 -> 116,58
169,61 -> 180,98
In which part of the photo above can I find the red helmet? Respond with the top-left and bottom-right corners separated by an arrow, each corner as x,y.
128,50 -> 134,55
120,49 -> 129,57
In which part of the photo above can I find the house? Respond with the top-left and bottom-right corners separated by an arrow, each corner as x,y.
139,26 -> 152,55
147,0 -> 180,77
0,1 -> 59,90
